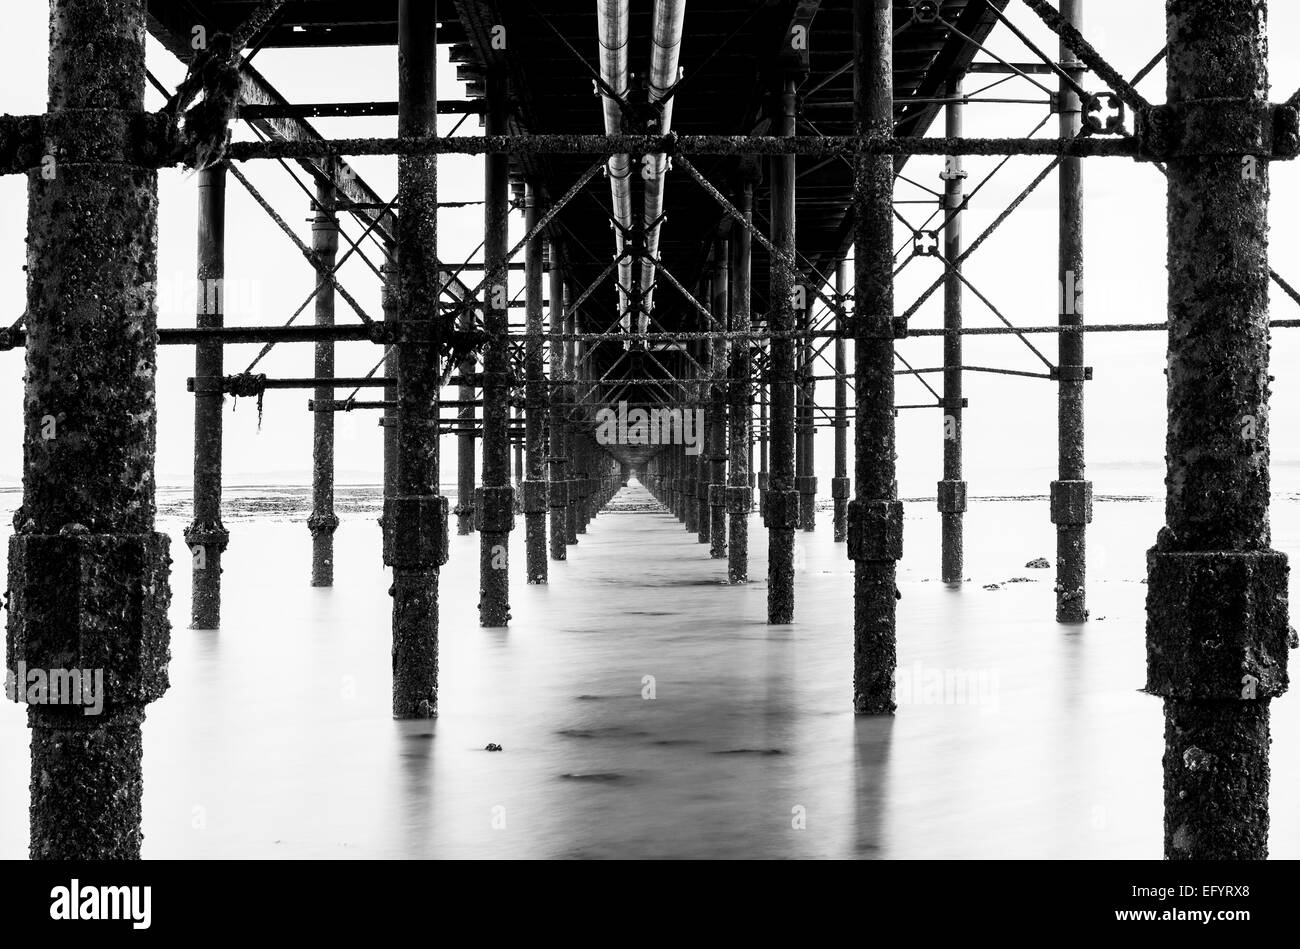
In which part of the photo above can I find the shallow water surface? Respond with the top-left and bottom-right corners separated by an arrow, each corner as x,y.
0,482 -> 1296,858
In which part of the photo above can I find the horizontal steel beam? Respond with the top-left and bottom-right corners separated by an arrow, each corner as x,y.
12,319 -> 1300,355
241,100 -> 485,119
224,133 -> 1140,162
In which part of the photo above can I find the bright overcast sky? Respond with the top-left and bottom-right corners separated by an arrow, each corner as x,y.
3,3 -> 1300,501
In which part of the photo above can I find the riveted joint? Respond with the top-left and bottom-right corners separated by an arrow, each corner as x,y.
1145,549 -> 1292,701
1050,479 -> 1093,525
830,476 -> 851,500
936,480 -> 967,514
796,475 -> 818,496
1083,92 -> 1126,135
521,480 -> 549,515
474,486 -> 516,533
382,495 -> 449,568
183,522 -> 230,553
306,512 -> 340,536
0,111 -> 176,174
725,486 -> 753,515
847,499 -> 904,562
6,531 -> 172,708
762,489 -> 800,531
1049,365 -> 1092,382
549,480 -> 569,507
846,315 -> 909,340
1135,100 -> 1300,161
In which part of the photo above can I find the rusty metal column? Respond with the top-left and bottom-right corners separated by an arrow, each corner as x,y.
939,76 -> 967,584
1145,0 -> 1290,859
564,290 -> 580,544
685,333 -> 700,535
709,246 -> 729,558
832,259 -> 850,542
758,369 -> 768,499
849,0 -> 901,713
309,178 -> 341,586
1053,0 -> 1090,620
381,239 -> 399,544
727,184 -> 754,582
387,0 -> 444,718
794,305 -> 806,524
765,75 -> 799,624
455,292 -> 476,534
694,290 -> 711,546
576,434 -> 591,534
797,301 -> 817,532
669,442 -> 680,520
7,0 -> 170,858
573,322 -> 591,535
698,352 -> 712,543
681,418 -> 689,524
548,240 -> 568,560
523,182 -> 548,582
477,67 -> 514,625
187,164 -> 230,628
513,404 -> 524,510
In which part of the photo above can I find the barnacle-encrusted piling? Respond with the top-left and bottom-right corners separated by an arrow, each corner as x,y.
387,0 -> 444,718
727,183 -> 754,582
477,66 -> 514,626
308,178 -> 340,586
187,163 -> 230,624
7,0 -> 171,858
695,318 -> 710,545
523,182 -> 549,583
564,293 -> 580,545
765,75 -> 799,624
850,0 -> 901,714
797,299 -> 816,533
548,240 -> 569,561
708,241 -> 729,560
832,259 -> 850,544
1053,0 -> 1090,621
939,77 -> 966,584
1145,0 -> 1291,859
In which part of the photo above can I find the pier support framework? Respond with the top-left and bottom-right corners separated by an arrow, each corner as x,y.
2,0 -> 1297,860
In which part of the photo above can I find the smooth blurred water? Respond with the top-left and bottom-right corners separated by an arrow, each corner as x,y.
0,481 -> 1296,859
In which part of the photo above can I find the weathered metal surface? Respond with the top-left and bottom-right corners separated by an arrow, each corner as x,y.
1054,0 -> 1089,622
940,77 -> 965,584
220,132 -> 1141,165
833,260 -> 849,545
389,0 -> 442,719
850,0 -> 899,716
709,243 -> 729,560
728,184 -> 754,584
309,178 -> 340,587
187,164 -> 230,626
765,77 -> 798,625
1145,0 -> 1291,860
478,67 -> 513,626
523,183 -> 548,583
7,0 -> 170,859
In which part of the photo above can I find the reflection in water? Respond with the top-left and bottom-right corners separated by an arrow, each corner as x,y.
0,482 -> 1296,858
853,718 -> 893,858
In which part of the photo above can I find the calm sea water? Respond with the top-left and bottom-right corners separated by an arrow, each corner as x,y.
0,481 -> 1297,859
